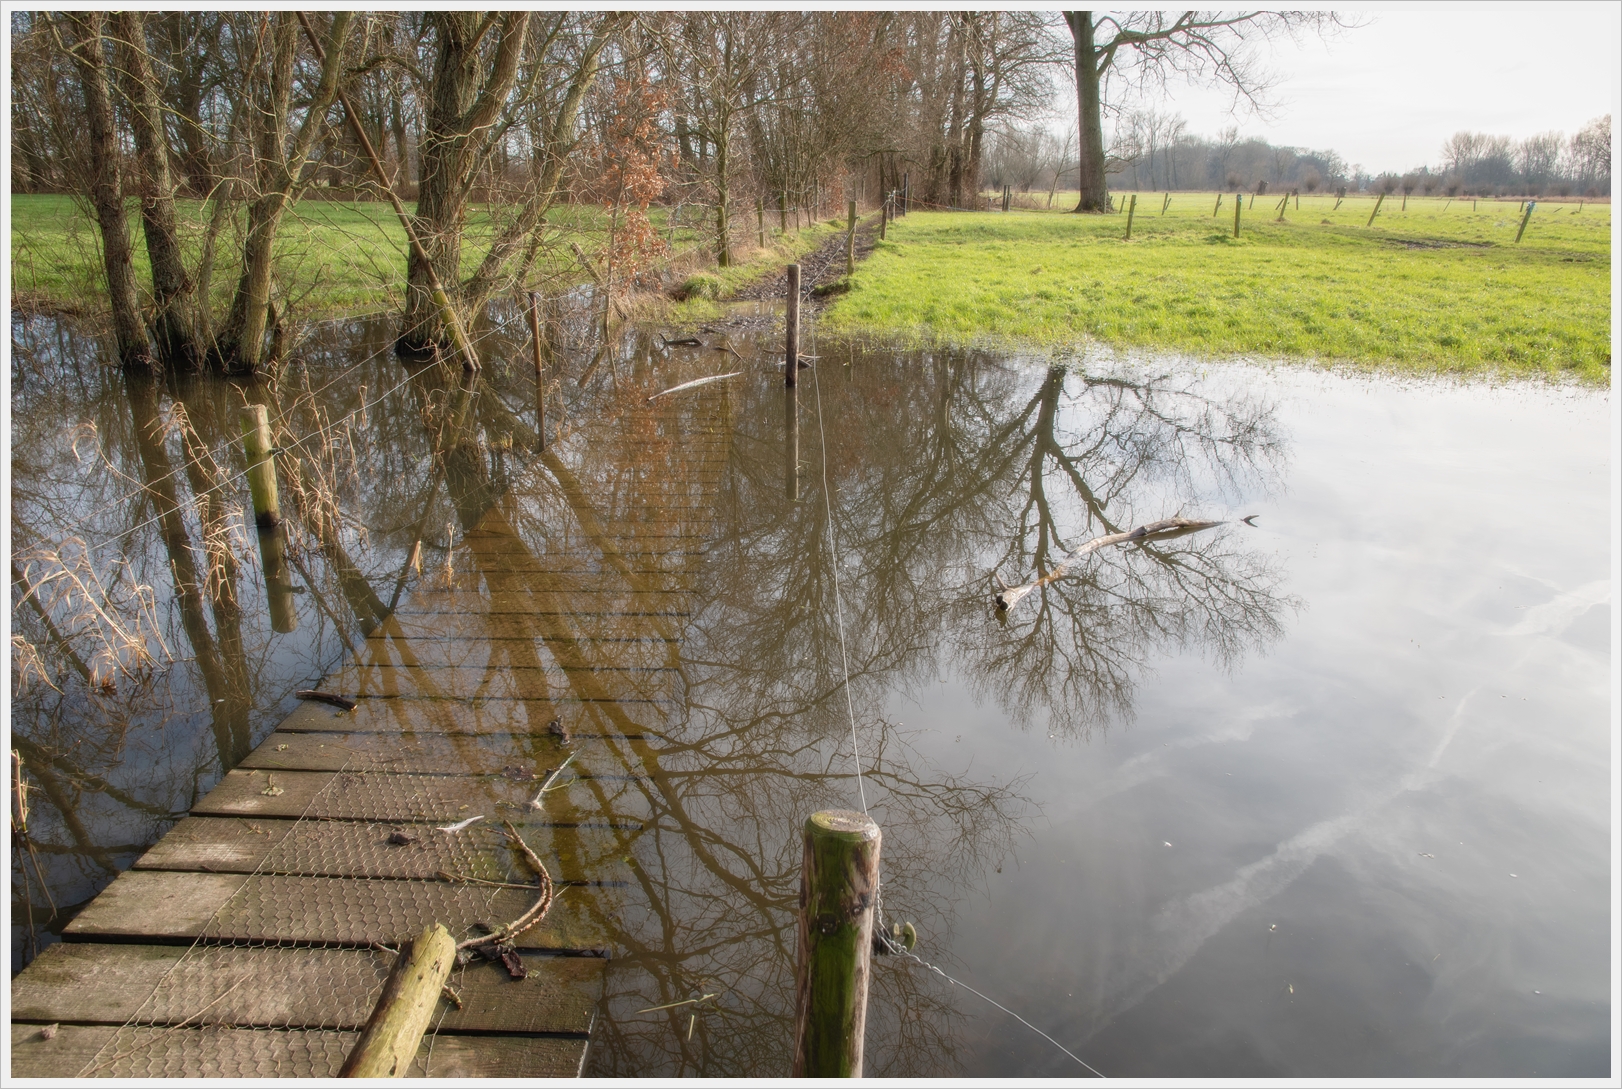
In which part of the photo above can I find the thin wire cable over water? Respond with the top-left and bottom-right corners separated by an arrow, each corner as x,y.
805,313 -> 866,815
803,303 -> 1102,1078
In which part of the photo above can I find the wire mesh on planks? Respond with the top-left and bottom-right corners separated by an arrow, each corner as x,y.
72,744 -> 528,1078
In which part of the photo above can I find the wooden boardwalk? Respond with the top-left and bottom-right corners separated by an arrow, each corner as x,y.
11,379 -> 733,1077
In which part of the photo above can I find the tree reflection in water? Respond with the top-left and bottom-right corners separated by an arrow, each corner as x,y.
10,306 -> 1292,1075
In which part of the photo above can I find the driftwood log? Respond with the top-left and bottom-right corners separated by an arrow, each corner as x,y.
339,922 -> 456,1077
646,372 -> 741,402
993,517 -> 1222,612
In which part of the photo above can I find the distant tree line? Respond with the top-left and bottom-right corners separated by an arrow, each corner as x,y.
985,111 -> 1613,200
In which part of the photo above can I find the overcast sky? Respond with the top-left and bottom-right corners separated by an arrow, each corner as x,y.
1089,3 -> 1620,172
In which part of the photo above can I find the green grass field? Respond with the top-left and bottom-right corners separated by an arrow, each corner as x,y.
9,193 -> 838,327
823,192 -> 1612,383
7,194 -> 725,318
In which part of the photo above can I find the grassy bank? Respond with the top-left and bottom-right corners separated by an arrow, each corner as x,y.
822,193 -> 1612,383
8,194 -> 718,316
9,193 -> 839,327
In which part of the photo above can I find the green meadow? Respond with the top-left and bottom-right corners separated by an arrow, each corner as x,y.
823,192 -> 1612,384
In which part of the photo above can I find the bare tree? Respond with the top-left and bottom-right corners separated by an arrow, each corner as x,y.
1061,11 -> 1339,212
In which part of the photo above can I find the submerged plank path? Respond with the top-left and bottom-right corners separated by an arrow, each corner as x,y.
11,381 -> 733,1077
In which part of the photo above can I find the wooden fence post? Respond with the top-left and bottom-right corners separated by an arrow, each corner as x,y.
758,200 -> 766,248
792,810 -> 881,1078
1233,192 -> 1241,238
880,197 -> 888,240
902,173 -> 909,216
846,200 -> 857,276
1514,201 -> 1535,242
1366,192 -> 1385,227
339,923 -> 456,1077
241,404 -> 280,528
1213,192 -> 1222,217
1124,193 -> 1137,240
785,264 -> 800,389
527,292 -> 546,449
1162,191 -> 1171,215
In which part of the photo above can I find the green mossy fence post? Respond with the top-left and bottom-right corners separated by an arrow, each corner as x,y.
1213,192 -> 1222,217
339,923 -> 456,1077
527,292 -> 548,449
1162,191 -> 1171,215
1233,192 -> 1242,238
241,404 -> 280,528
1124,193 -> 1137,240
785,264 -> 800,389
846,200 -> 857,277
792,810 -> 881,1078
758,200 -> 766,248
880,197 -> 888,240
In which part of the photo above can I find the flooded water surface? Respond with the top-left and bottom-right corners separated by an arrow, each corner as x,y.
9,303 -> 1611,1077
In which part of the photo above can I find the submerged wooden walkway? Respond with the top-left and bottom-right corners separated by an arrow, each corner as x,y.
11,380 -> 733,1077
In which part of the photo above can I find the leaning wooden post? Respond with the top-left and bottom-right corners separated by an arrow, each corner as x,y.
241,405 -> 280,528
1505,202 -> 1531,243
1233,192 -> 1241,238
340,923 -> 456,1077
1213,192 -> 1222,217
1124,193 -> 1137,240
784,264 -> 800,388
845,200 -> 857,277
792,810 -> 881,1078
527,292 -> 546,449
1162,191 -> 1171,215
1366,191 -> 1385,227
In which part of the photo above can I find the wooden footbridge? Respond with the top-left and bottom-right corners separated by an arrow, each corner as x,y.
11,375 -> 733,1077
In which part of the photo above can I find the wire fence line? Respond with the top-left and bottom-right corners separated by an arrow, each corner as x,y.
803,305 -> 1103,1078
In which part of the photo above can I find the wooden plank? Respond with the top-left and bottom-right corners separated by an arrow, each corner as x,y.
11,942 -> 603,1034
63,869 -> 610,951
134,817 -> 635,884
272,697 -> 673,738
186,768 -> 652,825
10,1023 -> 587,1078
308,662 -> 682,702
237,731 -> 656,775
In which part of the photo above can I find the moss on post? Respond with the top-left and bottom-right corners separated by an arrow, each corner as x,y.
339,922 -> 456,1077
792,809 -> 880,1078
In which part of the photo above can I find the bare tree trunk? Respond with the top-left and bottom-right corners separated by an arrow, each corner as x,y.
112,11 -> 203,371
62,12 -> 151,372
216,12 -> 350,374
401,12 -> 528,355
1065,12 -> 1110,213
715,123 -> 732,267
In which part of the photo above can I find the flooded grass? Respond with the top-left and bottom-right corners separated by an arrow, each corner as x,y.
823,196 -> 1612,383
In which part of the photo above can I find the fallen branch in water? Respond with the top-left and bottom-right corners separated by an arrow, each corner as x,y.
646,372 -> 741,402
993,517 -> 1222,612
296,689 -> 357,711
454,821 -> 556,952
